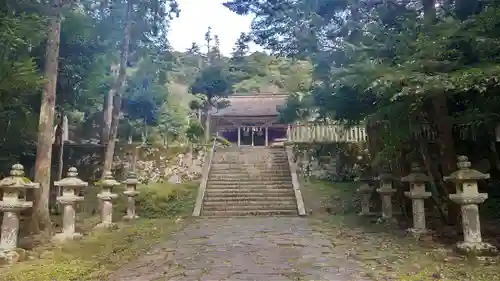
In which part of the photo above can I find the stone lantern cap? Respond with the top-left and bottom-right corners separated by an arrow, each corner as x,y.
376,164 -> 395,181
54,167 -> 88,188
444,156 -> 490,183
101,171 -> 121,188
401,163 -> 431,183
355,175 -> 374,184
0,164 -> 40,190
0,164 -> 39,212
97,171 -> 119,201
123,171 -> 139,185
123,172 -> 139,197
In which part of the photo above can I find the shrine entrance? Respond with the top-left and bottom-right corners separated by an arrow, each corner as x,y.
210,94 -> 290,147
239,126 -> 265,146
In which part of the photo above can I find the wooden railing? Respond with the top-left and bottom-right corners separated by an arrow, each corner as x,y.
286,124 -> 367,143
285,123 -> 475,144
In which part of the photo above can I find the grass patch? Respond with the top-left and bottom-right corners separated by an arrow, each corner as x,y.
0,181 -> 199,281
302,179 -> 500,281
300,177 -> 360,216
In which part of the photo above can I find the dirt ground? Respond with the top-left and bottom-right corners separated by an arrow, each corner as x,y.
300,178 -> 500,281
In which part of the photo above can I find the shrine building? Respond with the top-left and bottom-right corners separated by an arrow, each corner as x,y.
211,94 -> 288,146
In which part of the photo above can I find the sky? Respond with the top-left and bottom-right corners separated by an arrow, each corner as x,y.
168,0 -> 260,56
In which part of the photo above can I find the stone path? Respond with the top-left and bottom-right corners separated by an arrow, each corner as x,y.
108,217 -> 369,281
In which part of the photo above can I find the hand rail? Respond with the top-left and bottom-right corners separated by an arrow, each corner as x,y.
285,145 -> 307,216
192,138 -> 217,216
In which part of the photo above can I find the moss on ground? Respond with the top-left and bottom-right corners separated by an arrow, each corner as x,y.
302,178 -> 500,281
0,181 -> 199,281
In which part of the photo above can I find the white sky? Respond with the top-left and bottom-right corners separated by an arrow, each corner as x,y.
168,0 -> 260,56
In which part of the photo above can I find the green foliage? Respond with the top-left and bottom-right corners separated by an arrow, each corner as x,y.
134,181 -> 198,218
225,0 -> 500,162
190,63 -> 232,102
0,180 -> 197,281
212,135 -> 232,147
186,121 -> 205,143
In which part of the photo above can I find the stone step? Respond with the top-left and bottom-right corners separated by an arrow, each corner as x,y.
208,175 -> 291,181
211,162 -> 289,166
209,169 -> 290,174
202,210 -> 298,216
205,189 -> 295,195
214,154 -> 287,157
210,165 -> 289,170
207,180 -> 292,186
203,196 -> 296,202
210,166 -> 289,170
203,204 -> 297,211
209,171 -> 292,179
207,180 -> 293,186
207,183 -> 292,188
216,150 -> 286,154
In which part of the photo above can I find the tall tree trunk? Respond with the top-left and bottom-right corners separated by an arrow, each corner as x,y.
101,93 -> 112,144
421,0 -> 459,224
430,95 -> 459,224
102,0 -> 133,178
56,112 -> 65,181
30,0 -> 62,234
205,105 -> 211,143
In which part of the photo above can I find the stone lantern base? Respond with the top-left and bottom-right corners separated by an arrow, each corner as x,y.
406,227 -> 431,238
358,210 -> 377,216
0,248 -> 27,265
94,222 -> 118,230
375,216 -> 397,224
123,214 -> 139,220
456,241 -> 497,256
52,232 -> 83,243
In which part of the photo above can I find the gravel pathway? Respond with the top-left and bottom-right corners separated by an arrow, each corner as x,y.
108,217 -> 369,281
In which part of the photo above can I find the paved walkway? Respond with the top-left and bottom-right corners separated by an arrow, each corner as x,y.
108,217 -> 368,281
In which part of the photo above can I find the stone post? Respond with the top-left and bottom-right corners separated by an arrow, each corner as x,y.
95,171 -> 119,229
0,164 -> 39,262
123,171 -> 139,220
356,174 -> 375,216
376,165 -> 396,221
53,167 -> 87,242
401,163 -> 432,236
444,156 -> 496,255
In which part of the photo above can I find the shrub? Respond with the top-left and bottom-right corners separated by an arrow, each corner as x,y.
130,181 -> 198,218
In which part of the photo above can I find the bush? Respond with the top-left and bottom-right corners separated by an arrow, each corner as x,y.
131,181 -> 198,218
0,181 -> 199,281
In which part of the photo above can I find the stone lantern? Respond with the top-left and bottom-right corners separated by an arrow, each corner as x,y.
401,163 -> 432,235
95,171 -> 120,229
53,167 -> 87,242
356,173 -> 375,216
444,155 -> 496,255
376,165 -> 396,221
122,171 -> 139,220
0,164 -> 39,258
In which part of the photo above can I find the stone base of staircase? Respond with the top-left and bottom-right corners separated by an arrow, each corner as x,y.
200,146 -> 300,217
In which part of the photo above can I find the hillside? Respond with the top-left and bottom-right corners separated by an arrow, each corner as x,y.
168,51 -> 312,98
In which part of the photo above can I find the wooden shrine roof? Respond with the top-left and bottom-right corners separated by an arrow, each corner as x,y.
211,94 -> 287,117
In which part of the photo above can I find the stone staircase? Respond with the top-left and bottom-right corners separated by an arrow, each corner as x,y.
201,146 -> 298,216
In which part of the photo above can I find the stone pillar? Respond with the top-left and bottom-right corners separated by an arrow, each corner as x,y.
444,156 -> 497,255
237,126 -> 241,147
356,175 -> 375,216
401,163 -> 432,236
123,172 -> 139,220
376,165 -> 396,221
251,127 -> 254,146
53,167 -> 88,242
95,171 -> 119,229
0,164 -> 39,262
265,127 -> 269,146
